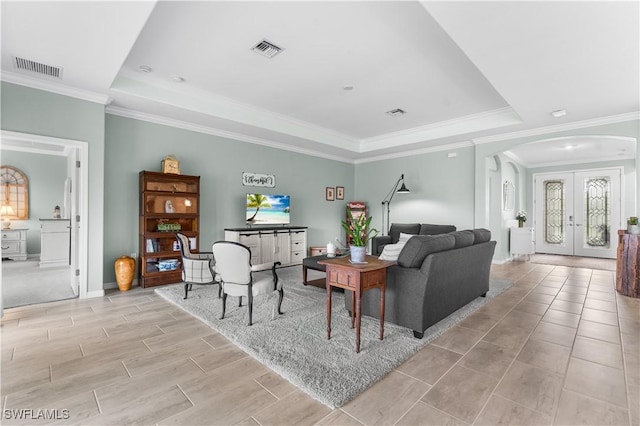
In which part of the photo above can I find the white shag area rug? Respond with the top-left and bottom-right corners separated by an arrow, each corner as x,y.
155,266 -> 512,408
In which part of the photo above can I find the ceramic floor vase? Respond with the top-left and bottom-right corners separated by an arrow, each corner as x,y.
115,255 -> 135,291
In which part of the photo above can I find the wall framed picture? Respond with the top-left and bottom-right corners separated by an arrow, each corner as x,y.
326,187 -> 335,201
336,186 -> 344,200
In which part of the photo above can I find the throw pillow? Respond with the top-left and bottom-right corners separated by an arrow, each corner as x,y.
378,242 -> 406,262
398,232 -> 414,244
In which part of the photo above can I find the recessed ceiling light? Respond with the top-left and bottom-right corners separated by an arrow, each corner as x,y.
138,65 -> 152,73
386,108 -> 406,117
171,76 -> 185,83
551,109 -> 567,118
343,85 -> 354,91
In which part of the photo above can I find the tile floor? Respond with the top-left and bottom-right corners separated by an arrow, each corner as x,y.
1,261 -> 638,425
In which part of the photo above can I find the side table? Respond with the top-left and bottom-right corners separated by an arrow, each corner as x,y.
318,255 -> 395,353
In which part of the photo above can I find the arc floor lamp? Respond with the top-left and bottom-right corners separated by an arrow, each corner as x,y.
381,174 -> 410,236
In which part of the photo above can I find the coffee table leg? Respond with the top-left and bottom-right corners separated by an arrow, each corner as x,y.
326,278 -> 332,340
303,266 -> 308,285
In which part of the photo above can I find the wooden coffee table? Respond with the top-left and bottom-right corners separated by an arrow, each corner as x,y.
318,255 -> 395,353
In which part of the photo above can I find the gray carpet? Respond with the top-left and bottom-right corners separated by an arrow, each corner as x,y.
155,266 -> 512,408
2,259 -> 76,308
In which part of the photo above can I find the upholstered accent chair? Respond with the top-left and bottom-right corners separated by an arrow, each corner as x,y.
212,241 -> 283,326
176,232 -> 219,300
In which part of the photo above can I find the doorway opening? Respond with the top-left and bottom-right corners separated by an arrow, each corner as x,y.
1,130 -> 88,310
534,167 -> 622,259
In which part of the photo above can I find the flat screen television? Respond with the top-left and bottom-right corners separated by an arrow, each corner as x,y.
246,194 -> 290,225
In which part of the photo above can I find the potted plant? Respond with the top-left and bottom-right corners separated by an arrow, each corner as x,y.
516,210 -> 527,228
628,217 -> 639,235
341,211 -> 378,263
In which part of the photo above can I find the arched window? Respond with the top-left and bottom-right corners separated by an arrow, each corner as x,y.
1,165 -> 29,220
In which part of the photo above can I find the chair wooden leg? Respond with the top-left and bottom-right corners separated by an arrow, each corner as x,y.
238,296 -> 242,307
217,283 -> 221,299
220,293 -> 227,320
277,288 -> 284,315
247,292 -> 253,326
184,283 -> 189,300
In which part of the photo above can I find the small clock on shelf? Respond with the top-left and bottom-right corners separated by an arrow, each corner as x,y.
161,155 -> 180,174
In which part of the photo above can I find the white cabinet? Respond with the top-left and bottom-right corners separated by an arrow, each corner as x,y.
1,229 -> 28,261
510,227 -> 534,260
224,227 -> 307,267
40,219 -> 70,267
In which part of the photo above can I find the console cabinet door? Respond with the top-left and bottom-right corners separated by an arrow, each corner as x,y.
275,231 -> 291,264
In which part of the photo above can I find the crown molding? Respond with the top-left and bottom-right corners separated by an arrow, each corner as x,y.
473,111 -> 640,145
523,155 -> 636,169
1,71 -> 111,105
360,107 -> 521,151
355,141 -> 474,164
105,106 -> 355,164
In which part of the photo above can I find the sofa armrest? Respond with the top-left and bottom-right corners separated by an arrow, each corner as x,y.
372,236 -> 392,255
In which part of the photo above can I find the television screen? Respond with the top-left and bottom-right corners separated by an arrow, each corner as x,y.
246,194 -> 290,225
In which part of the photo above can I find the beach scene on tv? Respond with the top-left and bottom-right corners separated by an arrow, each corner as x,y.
246,194 -> 290,225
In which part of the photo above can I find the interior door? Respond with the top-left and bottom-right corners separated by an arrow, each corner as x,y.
535,168 -> 621,259
67,149 -> 80,296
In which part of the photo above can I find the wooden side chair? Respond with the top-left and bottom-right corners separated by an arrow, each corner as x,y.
211,241 -> 283,326
176,232 -> 219,299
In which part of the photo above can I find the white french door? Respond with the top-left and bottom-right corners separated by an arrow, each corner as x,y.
534,168 -> 621,259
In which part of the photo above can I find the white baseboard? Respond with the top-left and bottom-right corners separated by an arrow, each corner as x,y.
492,258 -> 511,265
84,290 -> 105,299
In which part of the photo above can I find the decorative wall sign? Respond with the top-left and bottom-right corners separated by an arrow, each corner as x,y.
242,172 -> 276,188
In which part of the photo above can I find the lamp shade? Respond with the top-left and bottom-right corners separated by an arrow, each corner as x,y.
397,182 -> 410,193
1,204 -> 15,217
1,204 -> 15,229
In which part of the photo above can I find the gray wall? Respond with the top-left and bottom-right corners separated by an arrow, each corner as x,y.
104,114 -> 354,283
354,145 -> 476,237
1,82 -> 106,295
0,151 -> 67,254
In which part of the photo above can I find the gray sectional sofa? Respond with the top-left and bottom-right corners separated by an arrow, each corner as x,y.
347,227 -> 496,338
372,223 -> 457,255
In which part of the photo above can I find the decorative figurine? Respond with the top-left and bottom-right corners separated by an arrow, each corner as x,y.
53,205 -> 61,218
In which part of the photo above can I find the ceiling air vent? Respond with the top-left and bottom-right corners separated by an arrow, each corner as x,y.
251,39 -> 283,59
386,108 -> 406,117
12,56 -> 63,79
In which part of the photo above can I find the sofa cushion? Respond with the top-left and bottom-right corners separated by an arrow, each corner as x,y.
419,224 -> 457,236
472,228 -> 492,244
450,230 -> 475,248
389,223 -> 421,243
397,234 -> 456,268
